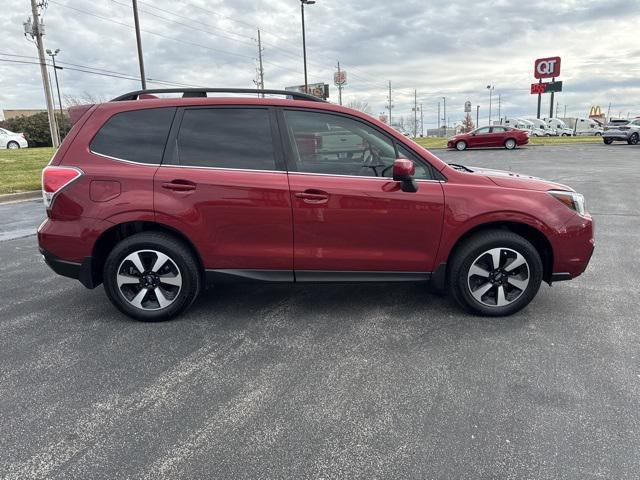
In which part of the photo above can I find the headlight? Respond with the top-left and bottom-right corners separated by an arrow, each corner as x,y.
548,190 -> 586,216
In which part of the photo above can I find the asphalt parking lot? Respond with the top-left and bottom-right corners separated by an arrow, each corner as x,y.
1,143 -> 639,479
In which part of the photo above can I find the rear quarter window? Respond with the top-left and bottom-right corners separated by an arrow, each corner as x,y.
90,107 -> 176,164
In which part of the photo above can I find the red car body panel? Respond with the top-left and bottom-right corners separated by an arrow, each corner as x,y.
154,167 -> 294,270
38,95 -> 594,291
287,173 -> 444,271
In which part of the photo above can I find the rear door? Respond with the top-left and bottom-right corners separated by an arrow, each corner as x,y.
489,126 -> 508,146
154,106 -> 294,277
280,108 -> 444,276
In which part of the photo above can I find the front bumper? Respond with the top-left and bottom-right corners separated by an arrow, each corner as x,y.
550,212 -> 595,281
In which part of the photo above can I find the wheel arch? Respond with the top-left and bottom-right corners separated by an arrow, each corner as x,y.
433,220 -> 554,290
91,220 -> 205,287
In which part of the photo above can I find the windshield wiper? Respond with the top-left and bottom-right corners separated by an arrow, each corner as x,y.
448,163 -> 474,172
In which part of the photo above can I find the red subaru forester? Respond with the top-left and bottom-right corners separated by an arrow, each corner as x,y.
38,88 -> 594,321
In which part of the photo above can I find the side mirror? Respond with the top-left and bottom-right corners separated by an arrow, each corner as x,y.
392,159 -> 418,193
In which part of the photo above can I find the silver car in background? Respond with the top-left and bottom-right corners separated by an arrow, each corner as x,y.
603,118 -> 640,145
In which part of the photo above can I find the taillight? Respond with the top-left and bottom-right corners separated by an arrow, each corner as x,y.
42,166 -> 83,208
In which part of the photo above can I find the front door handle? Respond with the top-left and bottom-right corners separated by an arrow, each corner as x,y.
161,180 -> 196,192
295,189 -> 329,204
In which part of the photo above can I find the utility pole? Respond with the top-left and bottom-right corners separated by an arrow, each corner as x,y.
26,0 -> 59,147
476,105 -> 480,128
420,103 -> 424,137
257,28 -> 265,95
412,89 -> 418,138
46,48 -> 64,123
437,101 -> 440,130
386,80 -> 393,125
132,0 -> 146,89
442,97 -> 446,134
563,105 -> 567,118
497,93 -> 501,122
555,101 -> 559,118
606,103 -> 611,120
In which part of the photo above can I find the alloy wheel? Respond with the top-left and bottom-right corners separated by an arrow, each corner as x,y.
116,249 -> 182,310
467,247 -> 530,307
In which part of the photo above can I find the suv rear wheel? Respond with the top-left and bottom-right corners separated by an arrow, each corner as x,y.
103,232 -> 201,321
448,230 -> 543,316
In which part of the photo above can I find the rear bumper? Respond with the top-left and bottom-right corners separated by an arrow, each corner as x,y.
40,248 -> 98,288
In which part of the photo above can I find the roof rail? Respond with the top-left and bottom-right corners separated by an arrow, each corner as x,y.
111,88 -> 327,102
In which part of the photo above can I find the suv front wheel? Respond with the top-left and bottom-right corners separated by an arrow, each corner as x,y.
103,232 -> 201,321
448,230 -> 543,316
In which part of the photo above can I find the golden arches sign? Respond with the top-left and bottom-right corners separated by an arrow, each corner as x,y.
589,106 -> 603,117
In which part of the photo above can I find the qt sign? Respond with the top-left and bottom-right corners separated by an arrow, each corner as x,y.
534,56 -> 561,79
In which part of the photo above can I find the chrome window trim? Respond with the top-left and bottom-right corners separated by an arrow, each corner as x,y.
90,150 -> 285,174
289,171 -> 443,183
90,149 -> 442,181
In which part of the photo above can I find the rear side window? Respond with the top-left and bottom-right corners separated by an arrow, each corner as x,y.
176,108 -> 276,170
90,107 -> 175,164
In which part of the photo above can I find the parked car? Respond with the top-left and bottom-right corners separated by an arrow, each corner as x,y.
0,128 -> 28,149
448,126 -> 529,150
38,88 -> 593,321
543,117 -> 574,136
603,118 -> 640,145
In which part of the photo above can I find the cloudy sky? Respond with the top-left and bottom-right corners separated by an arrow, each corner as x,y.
1,0 -> 639,127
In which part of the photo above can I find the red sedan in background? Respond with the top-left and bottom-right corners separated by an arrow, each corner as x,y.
448,126 -> 529,151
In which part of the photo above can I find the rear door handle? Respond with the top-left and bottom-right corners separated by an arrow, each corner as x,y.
295,189 -> 329,204
161,180 -> 196,192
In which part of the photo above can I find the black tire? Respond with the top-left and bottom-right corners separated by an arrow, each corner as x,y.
448,230 -> 543,316
103,232 -> 201,321
455,140 -> 467,151
628,133 -> 639,145
603,138 -> 614,145
6,141 -> 20,149
504,138 -> 517,150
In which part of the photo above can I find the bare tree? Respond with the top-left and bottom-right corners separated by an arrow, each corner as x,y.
63,92 -> 108,107
346,98 -> 372,115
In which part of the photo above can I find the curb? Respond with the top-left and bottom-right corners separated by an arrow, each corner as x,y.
0,190 -> 41,204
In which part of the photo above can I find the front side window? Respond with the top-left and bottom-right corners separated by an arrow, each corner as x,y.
90,107 -> 175,164
176,108 -> 276,170
284,110 -> 404,178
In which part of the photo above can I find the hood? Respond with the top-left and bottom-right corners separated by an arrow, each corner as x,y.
466,166 -> 574,192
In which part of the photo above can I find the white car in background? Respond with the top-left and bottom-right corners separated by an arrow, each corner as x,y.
0,128 -> 28,149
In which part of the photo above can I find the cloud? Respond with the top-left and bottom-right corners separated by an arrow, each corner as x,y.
1,0 -> 638,126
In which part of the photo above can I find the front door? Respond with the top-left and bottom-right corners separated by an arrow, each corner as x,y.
469,126 -> 492,147
280,109 -> 444,276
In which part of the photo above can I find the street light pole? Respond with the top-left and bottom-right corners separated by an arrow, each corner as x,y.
46,49 -> 64,123
442,96 -> 446,134
487,85 -> 494,125
476,105 -> 480,128
300,0 -> 316,92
